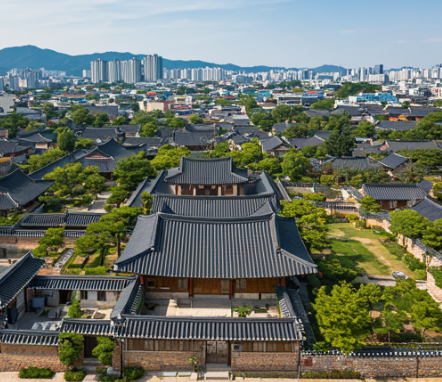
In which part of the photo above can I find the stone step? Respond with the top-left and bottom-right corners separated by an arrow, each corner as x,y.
205,371 -> 230,380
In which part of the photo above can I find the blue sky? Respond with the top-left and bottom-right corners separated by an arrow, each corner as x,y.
1,0 -> 442,69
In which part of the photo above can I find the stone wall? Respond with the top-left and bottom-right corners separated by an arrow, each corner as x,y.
123,350 -> 206,371
300,354 -> 442,378
366,218 -> 392,233
231,351 -> 298,371
0,236 -> 77,251
0,344 -> 81,372
427,271 -> 442,301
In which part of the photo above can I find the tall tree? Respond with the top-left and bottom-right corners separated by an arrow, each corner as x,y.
281,148 -> 311,181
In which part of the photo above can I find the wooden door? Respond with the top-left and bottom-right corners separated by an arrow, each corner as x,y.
84,336 -> 98,359
206,341 -> 229,364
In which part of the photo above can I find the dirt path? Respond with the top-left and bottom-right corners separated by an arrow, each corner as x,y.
353,237 -> 414,278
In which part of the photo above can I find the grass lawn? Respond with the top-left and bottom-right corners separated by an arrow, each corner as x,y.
328,223 -> 416,278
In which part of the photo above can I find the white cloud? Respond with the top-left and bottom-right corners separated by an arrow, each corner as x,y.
423,38 -> 442,42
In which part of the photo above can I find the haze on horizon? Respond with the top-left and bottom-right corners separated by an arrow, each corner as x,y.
1,0 -> 442,69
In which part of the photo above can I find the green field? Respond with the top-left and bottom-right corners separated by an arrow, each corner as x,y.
328,223 -> 415,278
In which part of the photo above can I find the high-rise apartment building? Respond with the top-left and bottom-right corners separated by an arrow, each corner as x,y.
373,64 -> 384,75
143,54 -> 163,81
91,59 -> 108,83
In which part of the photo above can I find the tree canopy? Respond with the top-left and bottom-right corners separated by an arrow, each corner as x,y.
113,152 -> 157,191
281,148 -> 311,181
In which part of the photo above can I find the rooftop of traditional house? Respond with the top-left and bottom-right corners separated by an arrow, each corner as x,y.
385,140 -> 439,152
164,157 -> 249,185
0,169 -> 54,210
378,152 -> 409,170
362,183 -> 427,200
325,157 -> 382,171
113,204 -> 317,279
411,197 -> 442,222
18,212 -> 104,229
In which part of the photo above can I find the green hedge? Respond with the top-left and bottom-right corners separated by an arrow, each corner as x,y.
85,266 -> 108,275
64,369 -> 85,381
301,370 -> 362,379
19,367 -> 55,379
123,366 -> 144,381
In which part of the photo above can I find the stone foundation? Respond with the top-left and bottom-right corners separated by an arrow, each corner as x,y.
427,271 -> 442,301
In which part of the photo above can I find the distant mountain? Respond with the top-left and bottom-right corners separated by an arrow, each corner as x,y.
0,45 -> 346,77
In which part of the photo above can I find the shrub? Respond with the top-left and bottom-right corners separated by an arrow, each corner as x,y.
19,367 -> 55,379
355,219 -> 367,229
301,370 -> 361,379
85,266 -> 108,275
414,269 -> 427,280
123,366 -> 145,381
346,214 -> 359,223
303,192 -> 327,202
68,299 -> 82,318
99,376 -> 124,382
59,333 -> 84,366
65,369 -> 86,381
92,337 -> 115,366
320,174 -> 334,186
429,267 -> 442,289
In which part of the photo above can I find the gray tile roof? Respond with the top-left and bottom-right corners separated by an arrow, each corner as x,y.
29,275 -> 136,291
386,107 -> 410,116
331,106 -> 364,117
28,150 -> 90,180
110,278 -> 142,320
81,127 -> 119,143
113,209 -> 317,278
328,157 -> 382,171
164,157 -> 249,185
97,138 -> 146,161
378,153 -> 409,170
378,121 -> 417,131
84,105 -> 119,119
20,212 -> 103,228
409,107 -> 440,117
184,124 -> 218,133
304,109 -> 330,118
0,252 -> 45,309
0,169 -> 54,210
417,179 -> 433,193
386,140 -> 439,152
61,319 -> 113,336
261,136 -> 284,152
119,124 -> 140,134
151,194 -> 278,218
272,122 -> 292,133
362,183 -> 427,201
0,330 -> 59,346
117,316 -> 303,341
288,136 -> 324,149
411,197 -> 442,222
124,137 -> 168,148
173,131 -> 212,147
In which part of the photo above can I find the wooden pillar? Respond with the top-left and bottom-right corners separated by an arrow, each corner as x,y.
218,185 -> 222,196
281,277 -> 286,287
193,186 -> 197,196
229,279 -> 234,299
189,278 -> 194,297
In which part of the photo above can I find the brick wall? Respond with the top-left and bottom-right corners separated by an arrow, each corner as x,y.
124,350 -> 206,371
231,352 -> 298,371
112,341 -> 122,371
0,344 -> 82,372
300,354 -> 442,378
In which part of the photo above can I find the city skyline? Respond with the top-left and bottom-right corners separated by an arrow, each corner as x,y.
1,0 -> 442,69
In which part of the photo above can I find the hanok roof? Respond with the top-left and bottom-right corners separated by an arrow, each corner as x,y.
184,124 -> 217,133
164,157 -> 249,185
0,330 -> 59,346
386,107 -> 410,116
378,121 -> 417,131
378,153 -> 409,170
411,197 -> 442,222
0,252 -> 45,309
272,122 -> 292,133
0,139 -> 31,156
28,149 -> 90,180
260,136 -> 285,152
303,109 -> 330,118
288,136 -> 324,149
0,169 -> 54,210
173,131 -> 212,147
77,148 -> 118,173
362,183 -> 427,201
62,319 -> 113,336
116,316 -> 304,341
119,124 -> 140,134
150,194 -> 278,218
409,107 -> 440,118
124,137 -> 168,148
113,208 -> 317,278
417,179 -> 433,194
28,275 -> 136,291
84,105 -> 119,119
82,127 -> 119,143
18,132 -> 53,144
386,140 -> 439,152
327,157 -> 382,171
97,138 -> 146,161
110,278 -> 142,320
20,212 -> 103,228
331,106 -> 365,117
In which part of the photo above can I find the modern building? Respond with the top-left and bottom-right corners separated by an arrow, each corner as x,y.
90,59 -> 108,83
142,54 -> 163,82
